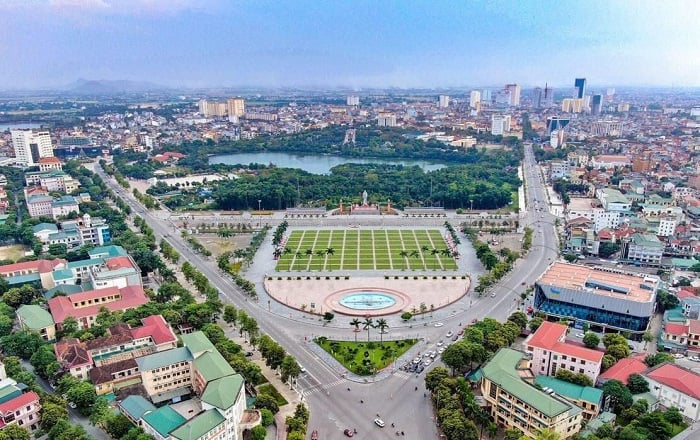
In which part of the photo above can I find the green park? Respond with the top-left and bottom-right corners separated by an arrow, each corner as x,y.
315,335 -> 418,376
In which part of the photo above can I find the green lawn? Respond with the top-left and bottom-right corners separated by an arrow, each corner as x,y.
276,229 -> 459,271
315,337 -> 417,376
256,383 -> 288,406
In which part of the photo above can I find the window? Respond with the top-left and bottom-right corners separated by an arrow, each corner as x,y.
579,368 -> 584,374
562,355 -> 567,360
571,358 -> 577,362
580,360 -> 585,365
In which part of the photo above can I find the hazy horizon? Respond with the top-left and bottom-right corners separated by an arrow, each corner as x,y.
2,0 -> 699,90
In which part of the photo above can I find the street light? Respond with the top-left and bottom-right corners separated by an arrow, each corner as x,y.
470,199 -> 474,211
257,199 -> 262,227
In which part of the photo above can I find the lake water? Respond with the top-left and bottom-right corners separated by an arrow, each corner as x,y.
209,152 -> 446,174
0,123 -> 42,131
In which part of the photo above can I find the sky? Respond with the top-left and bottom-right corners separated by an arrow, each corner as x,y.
1,0 -> 699,90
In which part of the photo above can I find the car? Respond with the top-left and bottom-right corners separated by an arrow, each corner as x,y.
300,366 -> 307,373
446,331 -> 454,338
437,340 -> 444,346
490,292 -> 496,297
424,359 -> 432,366
575,333 -> 585,338
471,318 -> 478,324
68,402 -> 77,409
374,418 -> 385,427
437,347 -> 445,354
673,353 -> 685,359
416,365 -> 425,373
344,428 -> 355,437
521,281 -> 526,286
245,351 -> 254,357
61,393 -> 68,400
457,329 -> 464,336
429,352 -> 436,359
628,344 -> 635,351
689,356 -> 700,362
413,357 -> 422,364
434,322 -> 444,327
526,306 -> 534,314
452,335 -> 459,341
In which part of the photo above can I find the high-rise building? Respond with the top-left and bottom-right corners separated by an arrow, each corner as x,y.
574,78 -> 586,99
346,95 -> 360,106
491,115 -> 511,136
533,87 -> 543,108
469,90 -> 481,109
505,84 -> 521,106
377,113 -> 397,127
542,83 -> 554,107
438,95 -> 450,108
590,94 -> 603,115
562,98 -> 585,113
606,88 -> 616,102
481,89 -> 492,102
227,98 -> 245,117
11,129 -> 54,166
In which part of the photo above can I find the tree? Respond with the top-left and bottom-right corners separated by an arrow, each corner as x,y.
606,343 -> 631,361
251,425 -> 267,440
223,305 -> 238,326
105,414 -> 134,439
66,380 -> 97,411
323,312 -> 334,324
529,317 -> 544,332
280,355 -> 301,385
602,379 -> 633,412
376,318 -> 388,343
425,366 -> 449,392
627,374 -> 649,394
602,354 -> 617,371
362,317 -> 374,342
255,393 -> 279,414
507,311 -> 528,329
441,342 -> 470,375
655,290 -> 679,313
598,242 -> 620,258
401,311 -> 413,321
41,402 -> 69,431
603,333 -> 627,348
30,344 -> 59,379
504,429 -> 522,440
635,411 -> 674,440
663,407 -> 684,425
534,429 -> 561,440
349,318 -> 361,342
0,330 -> 45,359
645,352 -> 675,367
0,425 -> 30,440
260,408 -> 274,427
583,332 -> 600,349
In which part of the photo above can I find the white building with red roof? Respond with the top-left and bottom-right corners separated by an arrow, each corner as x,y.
48,285 -> 149,330
596,357 -> 647,386
644,363 -> 700,421
526,321 -> 604,383
0,391 -> 41,432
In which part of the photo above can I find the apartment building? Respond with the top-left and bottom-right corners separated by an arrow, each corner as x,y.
48,285 -> 149,330
90,358 -> 141,396
620,233 -> 664,266
644,363 -> 700,422
481,348 -> 583,439
534,262 -> 659,336
11,129 -> 53,166
526,321 -> 604,384
533,376 -> 603,421
0,258 -> 65,289
0,390 -> 42,433
24,170 -> 79,193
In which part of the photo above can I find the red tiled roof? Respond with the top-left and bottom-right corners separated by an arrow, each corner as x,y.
0,258 -> 65,275
38,157 -> 62,164
527,321 -> 604,362
689,319 -> 700,335
678,288 -> 697,299
54,338 -> 92,368
0,391 -> 40,415
131,315 -> 177,345
48,286 -> 149,324
105,256 -> 135,270
646,363 -> 700,399
598,358 -> 647,384
664,322 -> 689,336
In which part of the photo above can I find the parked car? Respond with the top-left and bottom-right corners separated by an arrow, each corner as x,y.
344,428 -> 355,437
374,418 -> 385,427
689,356 -> 700,362
434,322 -> 444,327
446,331 -> 454,338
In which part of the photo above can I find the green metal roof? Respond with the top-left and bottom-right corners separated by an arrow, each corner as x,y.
52,268 -> 74,281
534,375 -> 603,405
201,374 -> 244,410
170,408 -> 225,440
671,258 -> 696,269
180,331 -> 215,355
482,348 -> 573,418
89,245 -> 127,258
135,347 -> 193,371
32,223 -> 58,233
17,304 -> 54,330
119,395 -> 156,421
44,284 -> 83,299
194,351 -> 235,382
631,233 -> 663,247
6,273 -> 41,285
142,405 -> 186,437
0,384 -> 22,404
67,258 -> 103,269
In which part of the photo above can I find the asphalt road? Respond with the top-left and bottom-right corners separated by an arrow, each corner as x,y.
92,146 -> 557,439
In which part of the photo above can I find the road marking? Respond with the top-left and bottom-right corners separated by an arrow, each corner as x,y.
301,377 -> 349,396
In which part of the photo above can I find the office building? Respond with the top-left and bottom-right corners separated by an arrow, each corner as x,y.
198,99 -> 227,118
491,115 -> 511,136
590,95 -> 603,115
574,78 -> 586,99
438,95 -> 450,108
533,88 -> 543,108
482,89 -> 492,102
533,262 -> 659,335
505,84 -> 521,106
377,113 -> 397,127
526,321 -> 604,384
481,348 -> 583,438
346,95 -> 359,106
11,129 -> 54,166
470,90 -> 481,109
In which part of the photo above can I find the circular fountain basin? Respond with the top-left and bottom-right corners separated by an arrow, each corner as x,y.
338,292 -> 397,310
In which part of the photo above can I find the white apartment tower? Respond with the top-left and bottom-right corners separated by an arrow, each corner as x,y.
491,115 -> 511,136
346,95 -> 360,106
11,129 -> 53,166
438,95 -> 450,108
469,90 -> 481,109
227,98 -> 245,117
505,84 -> 521,106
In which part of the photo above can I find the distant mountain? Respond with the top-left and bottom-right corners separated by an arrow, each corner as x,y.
66,79 -> 169,94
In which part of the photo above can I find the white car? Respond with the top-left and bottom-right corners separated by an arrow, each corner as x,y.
434,322 -> 444,327
300,366 -> 307,373
438,347 -> 445,354
689,356 -> 700,362
68,402 -> 77,409
490,292 -> 496,297
445,331 -> 454,338
424,359 -> 432,366
437,340 -> 444,347
575,333 -> 585,338
374,418 -> 385,428
673,353 -> 685,359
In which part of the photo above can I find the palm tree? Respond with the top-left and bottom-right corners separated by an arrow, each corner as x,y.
363,317 -> 374,342
534,429 -> 561,440
305,248 -> 313,257
409,249 -> 420,270
430,248 -> 440,269
376,318 -> 389,344
420,245 -> 429,254
419,303 -> 427,318
440,248 -> 452,258
350,318 -> 361,342
326,247 -> 335,256
398,250 -> 409,269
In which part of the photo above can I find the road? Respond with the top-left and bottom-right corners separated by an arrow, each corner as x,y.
92,145 -> 557,439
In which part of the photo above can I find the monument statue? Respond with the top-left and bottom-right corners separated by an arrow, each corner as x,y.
362,190 -> 368,206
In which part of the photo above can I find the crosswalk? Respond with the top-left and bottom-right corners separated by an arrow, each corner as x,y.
393,370 -> 413,380
301,378 -> 348,397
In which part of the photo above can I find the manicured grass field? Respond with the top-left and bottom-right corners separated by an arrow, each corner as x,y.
275,229 -> 459,271
315,337 -> 418,376
256,383 -> 288,406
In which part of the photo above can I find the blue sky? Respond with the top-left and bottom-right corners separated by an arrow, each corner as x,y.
1,0 -> 698,89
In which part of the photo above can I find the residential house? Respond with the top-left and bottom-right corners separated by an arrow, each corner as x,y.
0,258 -> 65,289
54,338 -> 93,381
533,376 -> 603,421
526,321 -> 604,384
620,233 -> 664,266
644,363 -> 700,421
596,358 -> 648,387
15,304 -> 55,341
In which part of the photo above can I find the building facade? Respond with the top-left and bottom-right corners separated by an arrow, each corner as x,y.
11,129 -> 53,166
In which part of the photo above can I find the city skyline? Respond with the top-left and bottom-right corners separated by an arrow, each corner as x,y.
1,0 -> 699,90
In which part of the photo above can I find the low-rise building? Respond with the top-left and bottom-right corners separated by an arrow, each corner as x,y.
16,304 -> 55,341
0,390 -> 41,433
620,233 -> 664,266
533,376 -> 603,421
481,348 -> 583,439
596,358 -> 647,386
526,321 -> 604,384
644,363 -> 700,421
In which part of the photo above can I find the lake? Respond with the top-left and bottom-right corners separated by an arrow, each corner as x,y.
0,123 -> 42,131
209,152 -> 446,174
